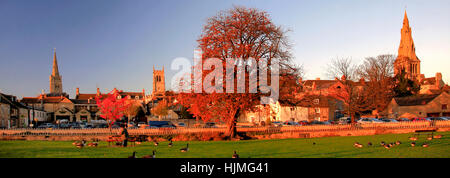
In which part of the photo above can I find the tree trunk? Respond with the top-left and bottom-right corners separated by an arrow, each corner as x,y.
225,109 -> 240,138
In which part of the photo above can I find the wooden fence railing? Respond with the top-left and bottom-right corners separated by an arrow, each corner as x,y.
1,121 -> 449,137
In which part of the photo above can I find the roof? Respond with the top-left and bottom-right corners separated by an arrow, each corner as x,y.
279,95 -> 335,108
303,80 -> 338,90
21,95 -> 72,104
394,94 -> 440,106
421,77 -> 436,85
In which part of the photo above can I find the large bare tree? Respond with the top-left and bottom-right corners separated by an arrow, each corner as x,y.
357,54 -> 396,115
176,6 -> 298,138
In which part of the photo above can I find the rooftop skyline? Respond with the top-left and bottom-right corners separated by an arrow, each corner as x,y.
1,0 -> 449,98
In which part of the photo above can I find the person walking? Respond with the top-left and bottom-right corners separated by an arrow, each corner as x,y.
119,124 -> 129,147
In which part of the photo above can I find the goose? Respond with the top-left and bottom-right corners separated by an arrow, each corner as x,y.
380,141 -> 386,146
383,144 -> 390,149
75,140 -> 86,149
128,151 -> 137,158
180,143 -> 189,152
353,142 -> 363,148
411,142 -> 416,147
422,143 -> 429,148
87,142 -> 98,147
367,142 -> 372,146
153,141 -> 159,146
142,150 -> 156,158
168,140 -> 173,147
395,141 -> 401,145
433,135 -> 443,139
409,137 -> 418,141
232,150 -> 239,158
313,142 -> 316,145
426,137 -> 433,140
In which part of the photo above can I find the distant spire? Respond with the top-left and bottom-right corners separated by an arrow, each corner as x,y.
52,48 -> 60,76
397,10 -> 418,61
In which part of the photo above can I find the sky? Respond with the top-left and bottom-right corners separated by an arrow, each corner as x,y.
1,0 -> 449,99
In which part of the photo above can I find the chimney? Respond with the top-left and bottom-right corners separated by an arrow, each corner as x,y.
96,88 -> 100,96
316,78 -> 320,80
418,74 -> 425,83
436,73 -> 443,88
76,88 -> 79,96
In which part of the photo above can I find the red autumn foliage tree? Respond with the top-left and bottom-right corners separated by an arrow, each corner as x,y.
176,6 -> 297,138
95,89 -> 130,129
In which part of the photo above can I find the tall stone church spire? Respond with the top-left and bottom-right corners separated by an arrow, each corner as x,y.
49,49 -> 63,95
394,10 -> 421,80
52,50 -> 60,76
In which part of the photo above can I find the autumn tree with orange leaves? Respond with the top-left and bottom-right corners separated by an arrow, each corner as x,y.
95,89 -> 130,130
176,6 -> 299,138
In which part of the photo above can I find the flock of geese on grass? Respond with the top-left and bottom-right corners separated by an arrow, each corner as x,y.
72,134 -> 444,157
352,134 -> 443,150
73,138 -> 239,158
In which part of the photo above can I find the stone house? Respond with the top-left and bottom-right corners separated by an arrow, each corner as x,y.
383,92 -> 450,118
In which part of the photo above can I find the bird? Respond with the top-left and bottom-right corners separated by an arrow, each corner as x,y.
433,135 -> 443,139
410,142 -> 416,147
142,150 -> 156,158
380,141 -> 386,146
232,150 -> 239,158
422,143 -> 429,148
353,142 -> 363,148
426,137 -> 433,141
168,140 -> 173,147
153,141 -> 159,146
313,142 -> 316,145
75,140 -> 86,149
180,143 -> 189,152
87,142 -> 98,147
128,151 -> 137,158
395,141 -> 401,145
368,142 -> 373,146
383,144 -> 390,149
409,137 -> 418,141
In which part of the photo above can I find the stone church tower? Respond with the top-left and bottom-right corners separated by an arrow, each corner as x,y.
49,50 -> 63,95
394,11 -> 421,80
152,66 -> 165,95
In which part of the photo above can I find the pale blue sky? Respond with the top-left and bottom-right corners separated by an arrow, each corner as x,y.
0,0 -> 449,98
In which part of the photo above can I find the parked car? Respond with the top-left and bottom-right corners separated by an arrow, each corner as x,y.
298,121 -> 309,126
396,118 -> 411,122
338,117 -> 351,124
379,118 -> 399,123
38,123 -> 55,129
357,118 -> 384,124
271,121 -> 283,127
146,121 -> 177,128
204,122 -> 217,128
411,118 -> 430,122
427,117 -> 448,121
94,124 -> 108,128
177,122 -> 186,127
283,121 -> 301,126
309,120 -> 330,125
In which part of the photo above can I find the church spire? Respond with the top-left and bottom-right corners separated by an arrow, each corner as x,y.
397,10 -> 419,61
52,49 -> 60,76
394,11 -> 421,80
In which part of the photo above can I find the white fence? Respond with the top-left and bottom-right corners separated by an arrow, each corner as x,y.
1,121 -> 450,137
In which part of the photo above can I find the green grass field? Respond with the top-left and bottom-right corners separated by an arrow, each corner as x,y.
1,132 -> 449,158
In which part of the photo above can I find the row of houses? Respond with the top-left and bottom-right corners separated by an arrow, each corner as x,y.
0,93 -> 46,128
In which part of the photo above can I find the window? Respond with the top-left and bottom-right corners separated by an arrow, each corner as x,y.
313,99 -> 319,105
315,108 -> 320,114
443,104 -> 448,110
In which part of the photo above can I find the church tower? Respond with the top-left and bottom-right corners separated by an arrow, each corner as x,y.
49,49 -> 63,95
394,11 -> 421,80
152,66 -> 165,95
